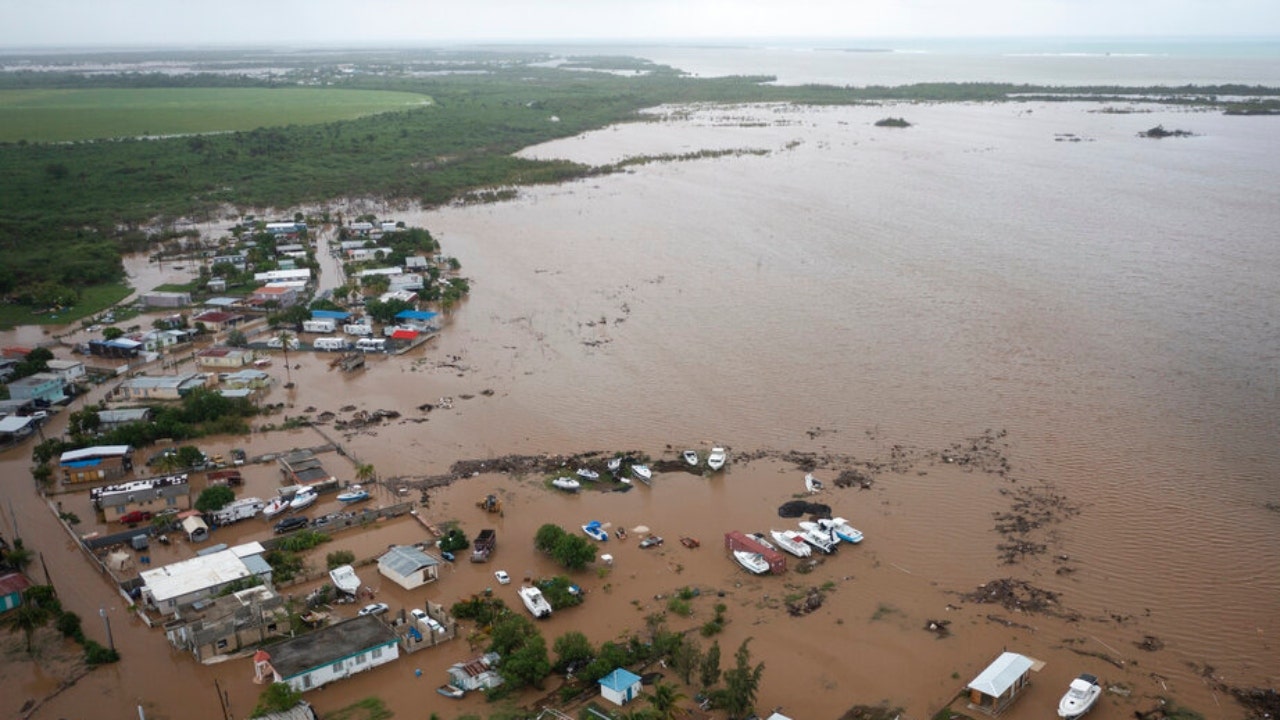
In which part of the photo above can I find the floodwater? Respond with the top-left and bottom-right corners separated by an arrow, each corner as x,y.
2,101 -> 1279,720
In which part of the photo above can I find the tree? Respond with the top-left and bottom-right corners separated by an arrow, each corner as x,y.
175,445 -> 205,469
715,638 -> 765,719
647,680 -> 686,720
102,327 -> 125,341
3,596 -> 50,653
195,485 -> 235,513
551,533 -> 596,570
2,539 -> 34,572
534,523 -> 566,553
669,635 -> 702,685
226,329 -> 248,347
355,463 -> 376,484
699,640 -> 721,690
500,633 -> 552,690
552,630 -> 594,671
581,640 -> 631,685
251,683 -> 302,718
488,613 -> 539,656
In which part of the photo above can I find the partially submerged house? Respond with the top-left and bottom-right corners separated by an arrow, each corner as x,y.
446,652 -> 503,692
277,450 -> 334,485
59,445 -> 134,484
599,667 -> 644,707
377,545 -> 441,590
257,615 -> 400,692
197,346 -> 253,368
0,572 -> 32,613
140,542 -> 272,616
164,585 -> 289,662
966,651 -> 1038,715
7,372 -> 67,405
89,473 -> 190,521
117,373 -> 210,401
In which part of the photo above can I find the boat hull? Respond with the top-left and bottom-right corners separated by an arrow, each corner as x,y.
1058,675 -> 1102,719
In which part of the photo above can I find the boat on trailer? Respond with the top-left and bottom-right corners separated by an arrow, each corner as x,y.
262,497 -> 289,519
336,485 -> 370,503
1057,673 -> 1102,719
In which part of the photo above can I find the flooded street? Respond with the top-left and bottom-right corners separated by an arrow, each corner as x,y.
2,101 -> 1278,719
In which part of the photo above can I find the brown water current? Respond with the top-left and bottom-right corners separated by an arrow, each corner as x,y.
2,102 -> 1278,719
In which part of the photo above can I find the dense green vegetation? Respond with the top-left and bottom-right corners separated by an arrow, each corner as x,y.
2,48 -> 1276,323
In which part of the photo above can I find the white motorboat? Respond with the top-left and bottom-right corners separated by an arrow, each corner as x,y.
797,522 -> 838,554
582,520 -> 609,542
819,517 -> 864,544
262,497 -> 290,519
683,450 -> 699,466
329,564 -> 361,595
576,468 -> 600,481
518,586 -> 553,619
336,486 -> 370,503
552,476 -> 581,492
733,550 -> 770,574
770,530 -> 812,557
706,447 -> 727,470
631,464 -> 652,484
747,532 -> 778,552
804,473 -> 824,493
289,487 -> 318,511
606,457 -> 622,474
1057,674 -> 1102,719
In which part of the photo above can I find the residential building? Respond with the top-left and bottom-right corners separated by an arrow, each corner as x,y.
90,473 -> 190,521
88,338 -> 142,359
967,652 -> 1037,715
446,652 -> 503,692
377,546 -> 441,590
403,255 -> 428,270
0,572 -> 32,613
140,329 -> 192,353
252,285 -> 299,308
258,615 -> 399,693
118,373 -> 209,401
253,269 -> 311,284
196,346 -> 253,368
0,415 -> 36,442
58,445 -> 134,484
140,542 -> 272,615
599,668 -> 644,706
192,311 -> 243,333
163,587 -> 288,663
45,359 -> 86,384
141,291 -> 192,308
97,407 -> 152,431
221,369 -> 271,390
7,373 -> 67,404
277,450 -> 334,485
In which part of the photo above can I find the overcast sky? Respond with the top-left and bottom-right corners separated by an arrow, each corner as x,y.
2,0 -> 1277,48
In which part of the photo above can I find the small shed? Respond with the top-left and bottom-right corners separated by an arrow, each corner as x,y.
967,651 -> 1036,715
0,572 -> 32,613
182,516 -> 210,543
599,667 -> 643,707
377,545 -> 440,590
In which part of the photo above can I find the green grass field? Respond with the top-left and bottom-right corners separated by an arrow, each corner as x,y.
0,87 -> 431,142
0,282 -> 132,329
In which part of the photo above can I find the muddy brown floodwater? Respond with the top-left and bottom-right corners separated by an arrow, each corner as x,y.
2,102 -> 1278,720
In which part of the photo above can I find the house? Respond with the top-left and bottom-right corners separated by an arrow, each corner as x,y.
394,310 -> 440,332
252,285 -> 299,308
244,701 -> 315,720
45,359 -> 86,384
207,278 -> 227,293
378,290 -> 417,304
403,255 -> 428,270
89,473 -> 190,521
221,369 -> 272,390
192,311 -> 243,333
59,445 -> 134,484
266,221 -> 306,236
310,309 -> 350,322
140,542 -> 272,615
197,346 -> 253,368
277,450 -> 334,485
141,291 -> 192,308
140,329 -> 192,353
118,373 -> 210,401
349,222 -> 375,236
162,585 -> 290,662
0,415 -> 36,442
257,615 -> 400,693
88,338 -> 142,359
599,668 -> 644,706
967,652 -> 1037,715
98,407 -> 152,431
253,269 -> 311,284
376,545 -> 441,590
357,266 -> 403,278
210,254 -> 247,270
388,274 -> 423,292
7,373 -> 67,405
345,247 -> 386,262
446,652 -> 503,692
0,572 -> 32,613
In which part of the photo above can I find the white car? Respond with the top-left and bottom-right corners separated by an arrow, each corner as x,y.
357,602 -> 389,617
410,608 -> 444,634
494,570 -> 511,585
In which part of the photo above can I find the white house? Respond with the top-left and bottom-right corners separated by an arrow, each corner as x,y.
446,652 -> 503,692
599,667 -> 643,706
45,359 -> 86,384
259,615 -> 400,692
140,542 -> 272,615
967,652 -> 1037,715
376,545 -> 440,590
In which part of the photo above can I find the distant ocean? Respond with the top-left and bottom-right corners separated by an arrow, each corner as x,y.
523,37 -> 1280,87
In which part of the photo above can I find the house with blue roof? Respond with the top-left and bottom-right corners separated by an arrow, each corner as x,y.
599,667 -> 643,706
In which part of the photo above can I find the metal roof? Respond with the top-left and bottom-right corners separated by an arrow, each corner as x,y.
378,545 -> 439,577
600,668 -> 643,692
968,652 -> 1034,696
59,445 -> 132,463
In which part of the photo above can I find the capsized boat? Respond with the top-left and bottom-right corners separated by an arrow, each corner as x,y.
770,530 -> 812,557
733,550 -> 770,575
707,447 -> 727,470
1057,673 -> 1102,719
797,522 -> 838,554
631,464 -> 653,484
576,468 -> 600,481
262,497 -> 289,519
804,473 -> 824,493
552,476 -> 581,492
336,485 -> 370,503
819,517 -> 864,544
518,586 -> 553,619
582,520 -> 609,542
289,486 -> 318,511
683,450 -> 699,466
328,564 -> 361,595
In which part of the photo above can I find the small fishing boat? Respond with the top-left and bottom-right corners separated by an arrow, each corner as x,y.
804,473 -> 824,493
707,447 -> 727,471
769,529 -> 812,557
819,517 -> 864,544
262,497 -> 289,519
289,487 -> 318,511
436,685 -> 465,699
797,522 -> 838,554
683,450 -> 699,466
329,564 -> 361,595
576,468 -> 600,481
552,476 -> 582,492
582,520 -> 609,542
336,485 -> 370,503
631,464 -> 653,484
607,457 -> 622,474
733,550 -> 770,575
519,586 -> 553,619
1057,673 -> 1102,719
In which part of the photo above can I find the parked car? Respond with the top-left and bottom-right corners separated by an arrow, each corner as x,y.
119,510 -> 152,525
410,608 -> 444,633
358,602 -> 389,617
273,516 -> 309,534
494,570 -> 511,585
639,535 -> 664,549
231,449 -> 247,466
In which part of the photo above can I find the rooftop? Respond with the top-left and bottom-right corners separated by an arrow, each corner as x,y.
59,445 -> 132,463
968,652 -> 1035,696
268,615 -> 398,679
379,545 -> 439,577
140,542 -> 266,603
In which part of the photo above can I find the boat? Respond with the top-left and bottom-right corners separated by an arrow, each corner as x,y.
518,586 -> 553,619
804,473 -> 824,493
707,447 -> 727,471
607,457 -> 622,474
797,522 -> 838,554
1057,673 -> 1102,719
436,685 -> 465,699
747,532 -> 778,552
733,550 -> 770,575
252,358 -> 271,368
819,517 -> 864,544
769,530 -> 812,557
631,464 -> 652,484
552,476 -> 581,492
576,468 -> 600,481
262,497 -> 290,519
683,450 -> 699,466
336,485 -> 370,503
582,520 -> 609,542
289,487 -> 318,511
328,564 -> 361,595
680,536 -> 701,549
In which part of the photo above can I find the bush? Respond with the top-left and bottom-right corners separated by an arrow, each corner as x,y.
56,611 -> 83,639
326,550 -> 356,569
84,639 -> 120,665
667,597 -> 692,617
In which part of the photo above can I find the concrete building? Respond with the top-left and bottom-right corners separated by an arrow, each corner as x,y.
89,473 -> 190,521
252,285 -> 299,308
98,407 -> 152,431
277,450 -> 334,485
0,415 -> 36,442
446,652 -> 503,692
118,373 -> 209,401
599,668 -> 644,706
141,291 -> 192,308
192,311 -> 243,333
259,615 -> 399,693
45,359 -> 86,384
164,586 -> 289,663
59,445 -> 134,485
221,369 -> 271,390
7,373 -> 67,404
196,347 -> 253,368
377,546 -> 441,590
140,542 -> 272,616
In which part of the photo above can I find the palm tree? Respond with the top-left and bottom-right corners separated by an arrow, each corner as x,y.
277,330 -> 294,387
355,463 -> 377,484
4,599 -> 50,653
647,680 -> 686,720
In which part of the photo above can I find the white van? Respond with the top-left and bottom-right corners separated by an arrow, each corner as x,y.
355,338 -> 386,353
